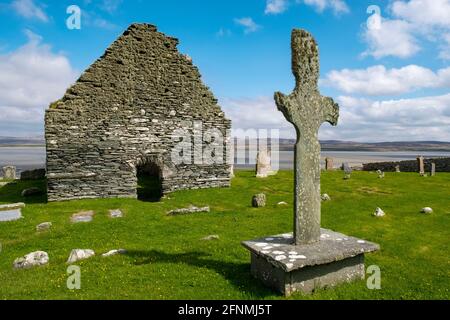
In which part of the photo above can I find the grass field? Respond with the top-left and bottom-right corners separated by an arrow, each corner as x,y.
0,170 -> 449,300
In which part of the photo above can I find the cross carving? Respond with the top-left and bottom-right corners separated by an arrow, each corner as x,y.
274,29 -> 339,245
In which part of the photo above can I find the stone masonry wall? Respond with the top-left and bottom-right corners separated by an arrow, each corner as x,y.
362,157 -> 450,172
45,23 -> 232,202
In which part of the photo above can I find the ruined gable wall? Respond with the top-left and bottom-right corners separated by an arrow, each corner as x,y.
45,24 -> 231,202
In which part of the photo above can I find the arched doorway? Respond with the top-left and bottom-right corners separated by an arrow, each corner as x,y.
136,158 -> 163,202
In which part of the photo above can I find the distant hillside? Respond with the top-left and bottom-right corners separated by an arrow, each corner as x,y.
1,136 -> 450,152
0,136 -> 45,146
238,138 -> 450,152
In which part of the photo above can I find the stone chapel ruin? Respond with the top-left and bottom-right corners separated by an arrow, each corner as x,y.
45,23 -> 232,202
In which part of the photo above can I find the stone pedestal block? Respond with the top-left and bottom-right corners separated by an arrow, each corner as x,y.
242,229 -> 379,296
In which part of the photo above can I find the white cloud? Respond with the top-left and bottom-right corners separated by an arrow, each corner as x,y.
391,0 -> 450,29
301,0 -> 349,14
220,96 -> 295,138
0,31 -> 78,136
362,17 -> 419,59
11,0 -> 48,22
333,94 -> 450,141
265,0 -> 288,15
362,0 -> 450,59
234,17 -> 262,34
323,65 -> 450,96
100,0 -> 122,14
220,94 -> 450,142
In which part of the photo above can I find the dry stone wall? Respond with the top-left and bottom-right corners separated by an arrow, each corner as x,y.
45,23 -> 231,202
362,157 -> 450,172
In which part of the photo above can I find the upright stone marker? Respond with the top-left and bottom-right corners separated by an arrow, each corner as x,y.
395,165 -> 401,173
2,166 -> 16,180
255,149 -> 273,178
325,157 -> 334,171
431,163 -> 436,176
417,156 -> 425,176
242,29 -> 379,296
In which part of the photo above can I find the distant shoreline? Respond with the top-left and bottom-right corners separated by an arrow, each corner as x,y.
0,145 -> 45,148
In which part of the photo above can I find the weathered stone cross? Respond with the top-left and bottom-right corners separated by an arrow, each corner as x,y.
274,29 -> 339,246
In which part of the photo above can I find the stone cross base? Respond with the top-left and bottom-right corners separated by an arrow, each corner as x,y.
242,229 -> 379,296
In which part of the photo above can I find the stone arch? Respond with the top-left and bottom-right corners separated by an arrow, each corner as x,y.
135,154 -> 164,202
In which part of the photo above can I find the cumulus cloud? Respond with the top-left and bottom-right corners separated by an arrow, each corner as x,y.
220,96 -> 295,138
301,0 -> 349,15
334,94 -> 450,141
234,17 -> 261,34
362,17 -> 419,59
0,31 -> 78,136
265,0 -> 288,15
362,0 -> 450,59
219,94 -> 450,142
11,0 -> 48,22
323,65 -> 450,96
391,0 -> 450,29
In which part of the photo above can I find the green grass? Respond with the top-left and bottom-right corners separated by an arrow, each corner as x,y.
0,171 -> 449,300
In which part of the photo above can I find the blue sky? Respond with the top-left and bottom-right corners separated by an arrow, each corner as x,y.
0,0 -> 449,141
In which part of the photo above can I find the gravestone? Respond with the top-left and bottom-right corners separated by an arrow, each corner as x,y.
343,163 -> 352,180
255,150 -> 273,178
2,166 -> 16,180
431,163 -> 436,176
395,165 -> 401,173
417,156 -> 425,176
325,157 -> 334,171
242,29 -> 379,296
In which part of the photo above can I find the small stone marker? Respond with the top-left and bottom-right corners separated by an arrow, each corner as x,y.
201,235 -> 220,241
373,207 -> 386,217
343,163 -> 352,180
252,194 -> 266,208
36,222 -> 52,232
325,157 -> 334,171
256,150 -> 273,178
431,163 -> 436,177
321,194 -> 331,201
67,249 -> 95,263
395,165 -> 401,173
167,206 -> 210,216
377,170 -> 385,179
242,29 -> 379,296
277,201 -> 288,206
102,249 -> 127,257
13,251 -> 49,269
417,156 -> 425,176
0,203 -> 25,222
421,207 -> 433,214
2,166 -> 16,180
71,211 -> 95,223
229,165 -> 235,178
109,209 -> 123,218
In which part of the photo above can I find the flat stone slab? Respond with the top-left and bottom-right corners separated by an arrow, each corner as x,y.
109,209 -> 123,218
0,203 -> 26,211
70,211 -> 95,223
242,229 -> 379,273
0,209 -> 22,222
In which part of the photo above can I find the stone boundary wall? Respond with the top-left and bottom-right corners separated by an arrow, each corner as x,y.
362,157 -> 450,172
